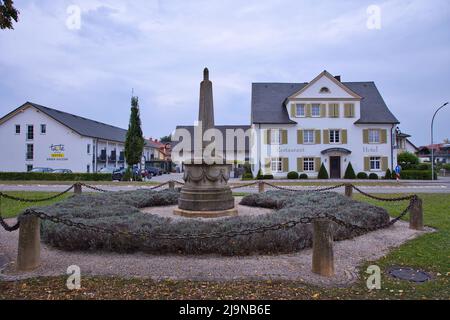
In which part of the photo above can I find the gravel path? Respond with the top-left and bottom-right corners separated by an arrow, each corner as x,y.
0,218 -> 431,287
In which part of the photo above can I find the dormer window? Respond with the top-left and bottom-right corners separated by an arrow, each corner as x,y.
320,87 -> 330,93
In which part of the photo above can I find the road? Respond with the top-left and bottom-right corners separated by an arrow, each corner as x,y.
0,175 -> 449,194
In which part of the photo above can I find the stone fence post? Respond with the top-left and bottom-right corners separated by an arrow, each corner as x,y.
409,197 -> 423,230
258,181 -> 265,193
74,183 -> 82,194
169,181 -> 175,190
344,184 -> 353,198
17,214 -> 41,271
312,219 -> 334,277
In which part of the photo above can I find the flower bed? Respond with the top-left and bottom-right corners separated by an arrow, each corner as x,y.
37,189 -> 390,256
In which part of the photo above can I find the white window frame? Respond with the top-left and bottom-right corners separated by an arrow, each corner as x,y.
26,164 -> 33,172
26,124 -> 34,141
270,129 -> 281,145
329,129 -> 340,144
303,129 -> 315,144
15,124 -> 20,135
26,143 -> 34,160
368,129 -> 380,144
271,157 -> 283,173
296,104 -> 305,117
87,144 -> 91,154
311,104 -> 321,117
40,124 -> 46,135
370,156 -> 381,171
303,157 -> 315,172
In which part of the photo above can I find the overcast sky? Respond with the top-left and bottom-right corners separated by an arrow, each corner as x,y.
0,0 -> 449,146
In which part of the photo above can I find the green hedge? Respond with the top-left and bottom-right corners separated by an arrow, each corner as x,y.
287,171 -> 299,179
400,170 -> 437,180
0,172 -> 112,181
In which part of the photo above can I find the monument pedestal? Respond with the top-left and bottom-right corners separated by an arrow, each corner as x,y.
175,163 -> 237,218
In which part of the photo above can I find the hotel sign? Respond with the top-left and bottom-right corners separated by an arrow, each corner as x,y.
47,144 -> 68,161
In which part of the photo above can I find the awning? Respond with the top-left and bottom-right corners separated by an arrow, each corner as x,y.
321,147 -> 352,155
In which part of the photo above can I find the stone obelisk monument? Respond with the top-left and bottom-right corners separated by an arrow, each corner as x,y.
174,68 -> 237,218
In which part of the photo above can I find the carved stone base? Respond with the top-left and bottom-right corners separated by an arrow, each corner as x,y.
173,207 -> 238,218
177,163 -> 236,213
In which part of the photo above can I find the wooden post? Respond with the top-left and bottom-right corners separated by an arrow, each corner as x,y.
344,184 -> 353,198
17,215 -> 41,271
74,183 -> 82,194
312,219 -> 334,277
258,181 -> 265,193
169,181 -> 175,190
409,197 -> 423,230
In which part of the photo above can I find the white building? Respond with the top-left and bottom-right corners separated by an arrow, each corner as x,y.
250,71 -> 401,178
0,102 -> 156,173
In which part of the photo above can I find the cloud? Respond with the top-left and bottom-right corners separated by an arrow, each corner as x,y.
0,0 -> 449,144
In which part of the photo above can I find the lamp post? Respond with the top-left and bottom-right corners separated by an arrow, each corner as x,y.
431,102 -> 449,180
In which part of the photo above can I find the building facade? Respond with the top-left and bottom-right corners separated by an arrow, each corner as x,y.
250,71 -> 400,178
0,102 -> 156,173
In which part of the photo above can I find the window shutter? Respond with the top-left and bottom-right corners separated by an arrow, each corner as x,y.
283,158 -> 289,172
265,129 -> 271,145
297,157 -> 304,172
291,104 -> 296,117
381,157 -> 388,171
364,157 -> 370,171
341,129 -> 347,144
380,129 -> 387,144
315,158 -> 321,172
305,104 -> 312,117
344,103 -> 354,117
320,104 -> 326,117
363,129 -> 369,144
323,130 -> 329,144
297,130 -> 303,144
264,158 -> 272,173
281,130 -> 288,145
328,104 -> 334,117
334,104 -> 340,117
315,130 -> 321,144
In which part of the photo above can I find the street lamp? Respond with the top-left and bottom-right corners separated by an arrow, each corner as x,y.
431,102 -> 449,180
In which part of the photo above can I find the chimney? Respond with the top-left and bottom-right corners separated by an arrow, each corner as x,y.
334,75 -> 341,82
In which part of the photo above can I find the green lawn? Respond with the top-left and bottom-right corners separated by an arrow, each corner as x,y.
0,191 -> 72,218
0,192 -> 448,300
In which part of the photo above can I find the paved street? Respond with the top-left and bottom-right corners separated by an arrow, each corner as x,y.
0,173 -> 449,194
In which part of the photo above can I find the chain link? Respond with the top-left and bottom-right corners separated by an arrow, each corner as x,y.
350,184 -> 416,202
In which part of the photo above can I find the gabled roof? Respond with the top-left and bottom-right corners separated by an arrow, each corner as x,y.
288,70 -> 361,99
251,80 -> 399,124
1,102 -> 128,142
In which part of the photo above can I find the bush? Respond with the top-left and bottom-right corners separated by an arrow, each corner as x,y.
400,170 -> 436,180
39,189 -> 389,256
384,168 -> 392,179
242,172 -> 254,180
369,173 -> 379,180
122,167 -> 132,181
398,152 -> 419,166
287,171 -> 299,179
442,163 -> 450,171
317,163 -> 329,179
0,172 -> 112,181
262,174 -> 274,180
343,162 -> 356,179
256,169 -> 263,180
357,172 -> 368,179
299,173 -> 308,179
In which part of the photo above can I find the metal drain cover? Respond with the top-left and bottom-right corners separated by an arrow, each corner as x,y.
388,267 -> 432,283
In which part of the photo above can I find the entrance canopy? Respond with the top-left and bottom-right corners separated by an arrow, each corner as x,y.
321,147 -> 352,155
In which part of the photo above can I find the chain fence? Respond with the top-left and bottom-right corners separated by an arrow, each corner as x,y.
0,180 -> 418,240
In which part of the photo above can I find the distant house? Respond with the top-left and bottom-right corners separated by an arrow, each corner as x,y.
395,128 -> 419,155
417,143 -> 450,163
0,102 -> 157,173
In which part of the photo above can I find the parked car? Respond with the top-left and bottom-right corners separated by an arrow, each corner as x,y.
30,167 -> 53,173
99,167 -> 116,173
147,167 -> 162,176
112,168 -> 126,181
52,169 -> 72,174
